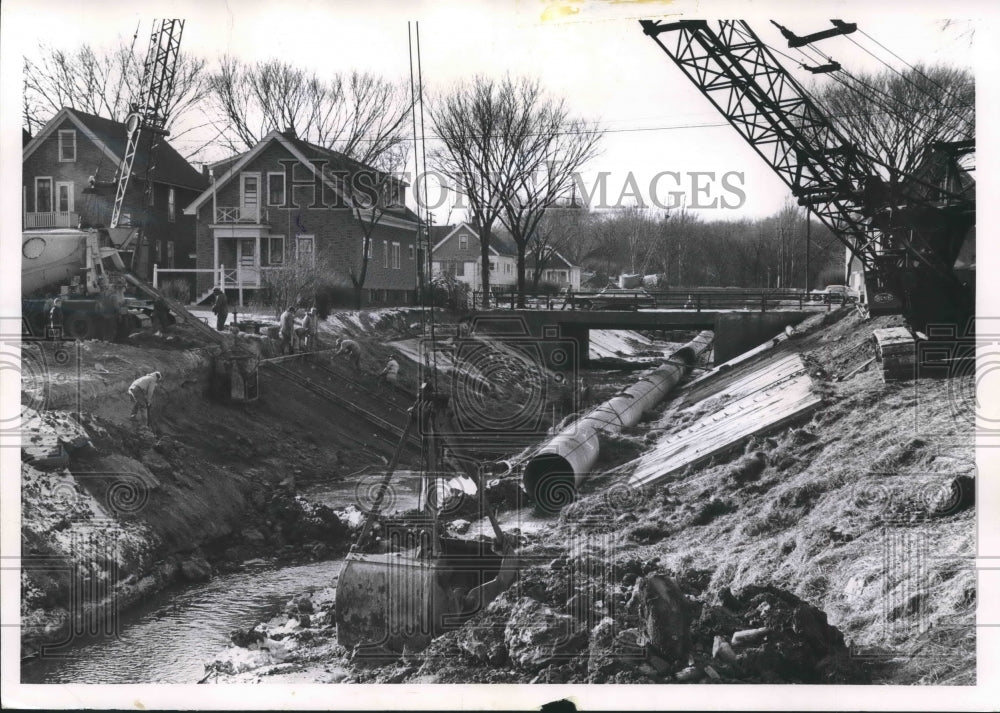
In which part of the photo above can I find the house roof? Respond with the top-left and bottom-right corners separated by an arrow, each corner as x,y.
526,249 -> 576,269
187,130 -> 419,225
431,222 -> 516,257
23,107 -> 208,191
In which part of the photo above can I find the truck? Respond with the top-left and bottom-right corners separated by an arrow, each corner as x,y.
21,228 -> 153,340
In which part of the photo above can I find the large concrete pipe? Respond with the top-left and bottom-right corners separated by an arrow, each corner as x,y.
523,331 -> 713,511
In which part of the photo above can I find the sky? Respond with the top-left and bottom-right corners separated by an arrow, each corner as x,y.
1,0 -> 982,227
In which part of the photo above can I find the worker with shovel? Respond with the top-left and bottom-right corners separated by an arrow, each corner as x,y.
334,337 -> 362,370
128,371 -> 162,429
211,288 -> 229,331
378,356 -> 400,388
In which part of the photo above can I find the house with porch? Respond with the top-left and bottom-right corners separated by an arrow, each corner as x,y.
526,249 -> 582,291
430,222 -> 517,294
182,129 -> 422,307
22,107 -> 208,284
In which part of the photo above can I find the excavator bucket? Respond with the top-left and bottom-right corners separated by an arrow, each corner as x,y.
335,538 -> 504,654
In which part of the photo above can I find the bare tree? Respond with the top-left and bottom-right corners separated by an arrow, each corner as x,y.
525,202 -> 587,292
324,157 -> 412,309
815,63 -> 974,191
207,58 -> 411,169
429,76 -> 520,309
494,79 -> 603,305
23,37 -> 211,158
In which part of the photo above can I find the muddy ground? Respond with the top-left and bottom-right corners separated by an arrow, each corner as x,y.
21,305 -> 975,685
199,307 -> 976,686
20,306 -> 579,658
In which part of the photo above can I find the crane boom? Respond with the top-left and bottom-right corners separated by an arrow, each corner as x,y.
639,19 -> 974,332
109,19 -> 185,230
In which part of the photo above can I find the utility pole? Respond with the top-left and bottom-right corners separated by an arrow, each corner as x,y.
805,208 -> 811,292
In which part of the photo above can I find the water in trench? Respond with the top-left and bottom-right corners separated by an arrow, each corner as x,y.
21,558 -> 342,684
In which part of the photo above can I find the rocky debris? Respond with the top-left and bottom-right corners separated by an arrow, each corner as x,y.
693,584 -> 868,683
179,552 -> 213,582
637,574 -> 690,665
504,597 -> 588,672
927,475 -> 975,517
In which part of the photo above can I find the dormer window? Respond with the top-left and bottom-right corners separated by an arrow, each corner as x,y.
58,130 -> 76,162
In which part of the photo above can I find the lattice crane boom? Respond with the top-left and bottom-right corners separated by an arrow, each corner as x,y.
638,19 -> 968,288
109,19 -> 185,230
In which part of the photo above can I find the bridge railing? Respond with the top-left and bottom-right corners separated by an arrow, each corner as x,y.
471,287 -> 847,312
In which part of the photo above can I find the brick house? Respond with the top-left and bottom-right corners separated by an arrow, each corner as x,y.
22,107 -> 208,284
430,222 -> 517,293
182,130 -> 422,306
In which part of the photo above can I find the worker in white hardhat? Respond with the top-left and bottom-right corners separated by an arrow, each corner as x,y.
128,371 -> 162,426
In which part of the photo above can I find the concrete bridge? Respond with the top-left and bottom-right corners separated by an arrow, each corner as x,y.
468,309 -> 810,366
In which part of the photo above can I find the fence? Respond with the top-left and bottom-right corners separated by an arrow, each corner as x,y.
469,287 -> 852,313
152,264 -> 283,306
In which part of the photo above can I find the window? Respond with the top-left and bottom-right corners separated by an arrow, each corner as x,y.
56,182 -> 74,213
365,239 -> 372,259
296,235 -> 315,265
505,263 -> 511,274
34,177 -> 52,212
58,130 -> 76,162
167,188 -> 176,222
267,172 -> 286,206
167,241 -> 175,268
391,242 -> 401,269
489,260 -> 496,272
383,240 -> 389,268
455,262 -> 465,277
459,234 -> 468,250
409,244 -> 414,260
263,237 -> 285,265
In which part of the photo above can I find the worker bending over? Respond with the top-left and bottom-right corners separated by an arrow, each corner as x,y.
334,337 -> 362,370
129,371 -> 162,427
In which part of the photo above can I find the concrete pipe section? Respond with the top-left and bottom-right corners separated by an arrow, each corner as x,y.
523,330 -> 713,512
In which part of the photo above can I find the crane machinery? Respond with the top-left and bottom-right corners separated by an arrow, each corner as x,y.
22,19 -> 188,342
638,20 -> 975,340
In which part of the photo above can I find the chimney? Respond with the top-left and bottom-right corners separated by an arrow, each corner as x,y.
281,126 -> 297,139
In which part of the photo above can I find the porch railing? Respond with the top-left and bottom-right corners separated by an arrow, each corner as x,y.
214,206 -> 268,224
24,211 -> 80,228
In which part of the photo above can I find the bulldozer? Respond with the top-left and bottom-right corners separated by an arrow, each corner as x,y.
335,383 -> 520,655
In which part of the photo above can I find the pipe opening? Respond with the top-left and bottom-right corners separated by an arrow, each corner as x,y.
523,454 -> 577,515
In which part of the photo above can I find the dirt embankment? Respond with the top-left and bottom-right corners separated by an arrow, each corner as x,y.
201,308 -> 975,686
20,309 -> 449,659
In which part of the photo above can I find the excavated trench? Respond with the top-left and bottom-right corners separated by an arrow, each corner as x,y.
22,314 -> 643,682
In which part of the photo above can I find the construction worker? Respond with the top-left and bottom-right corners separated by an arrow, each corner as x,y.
279,306 -> 296,355
300,307 -> 320,351
128,371 -> 162,426
48,298 -> 64,338
151,298 -> 172,335
378,356 -> 400,387
334,337 -> 362,370
211,288 -> 229,331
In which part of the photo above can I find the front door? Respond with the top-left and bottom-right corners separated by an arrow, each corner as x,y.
237,239 -> 259,285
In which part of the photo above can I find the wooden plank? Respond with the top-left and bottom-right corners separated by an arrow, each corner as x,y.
629,353 -> 820,488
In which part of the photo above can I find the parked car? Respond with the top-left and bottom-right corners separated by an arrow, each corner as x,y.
809,284 -> 859,303
576,287 -> 657,310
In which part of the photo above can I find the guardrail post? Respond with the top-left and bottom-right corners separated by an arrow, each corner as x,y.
153,264 -> 159,288
761,294 -> 766,313
697,294 -> 702,313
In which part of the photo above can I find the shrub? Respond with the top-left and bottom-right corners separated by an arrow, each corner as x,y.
160,278 -> 191,304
